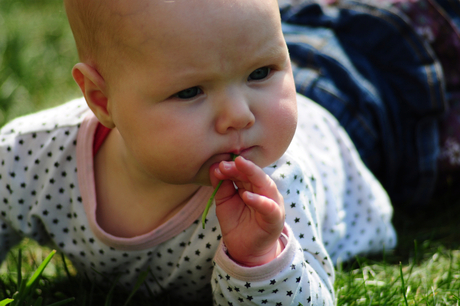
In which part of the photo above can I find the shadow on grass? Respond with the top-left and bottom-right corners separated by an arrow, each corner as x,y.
391,190 -> 460,261
46,278 -> 211,306
338,188 -> 460,271
1,274 -> 212,306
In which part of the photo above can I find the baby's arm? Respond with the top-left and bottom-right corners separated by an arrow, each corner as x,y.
211,156 -> 285,267
210,155 -> 335,305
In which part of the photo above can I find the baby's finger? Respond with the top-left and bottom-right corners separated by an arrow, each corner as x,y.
234,157 -> 282,202
216,160 -> 249,182
242,191 -> 284,227
209,163 -> 224,187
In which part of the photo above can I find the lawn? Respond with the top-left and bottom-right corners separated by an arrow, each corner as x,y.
1,1 -> 459,305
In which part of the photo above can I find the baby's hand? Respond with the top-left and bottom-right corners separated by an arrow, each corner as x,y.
211,156 -> 285,267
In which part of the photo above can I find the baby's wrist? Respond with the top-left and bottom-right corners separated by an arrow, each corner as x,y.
227,238 -> 285,267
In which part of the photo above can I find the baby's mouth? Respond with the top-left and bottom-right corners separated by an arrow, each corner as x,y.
230,146 -> 254,158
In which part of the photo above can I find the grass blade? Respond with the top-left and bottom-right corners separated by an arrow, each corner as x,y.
32,296 -> 43,306
11,277 -> 27,306
25,250 -> 56,289
46,297 -> 76,306
399,262 -> 409,306
122,270 -> 149,306
60,253 -> 73,284
16,250 -> 22,290
201,180 -> 222,229
0,299 -> 14,306
201,153 -> 237,229
104,275 -> 121,306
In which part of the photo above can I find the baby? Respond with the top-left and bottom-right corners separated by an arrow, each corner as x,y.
0,0 -> 396,304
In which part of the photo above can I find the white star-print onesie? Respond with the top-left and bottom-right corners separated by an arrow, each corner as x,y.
0,95 -> 396,305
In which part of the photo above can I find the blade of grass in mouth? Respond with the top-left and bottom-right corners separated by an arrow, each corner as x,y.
201,154 -> 238,229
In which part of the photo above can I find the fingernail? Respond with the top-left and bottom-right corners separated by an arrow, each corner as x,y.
222,161 -> 231,170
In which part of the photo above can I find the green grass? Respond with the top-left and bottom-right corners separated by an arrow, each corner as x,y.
1,0 -> 459,305
1,195 -> 458,305
333,193 -> 460,305
0,0 -> 80,126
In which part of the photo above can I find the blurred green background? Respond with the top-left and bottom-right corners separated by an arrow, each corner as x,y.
0,0 -> 81,127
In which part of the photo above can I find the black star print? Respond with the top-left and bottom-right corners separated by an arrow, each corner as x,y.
294,217 -> 300,223
287,291 -> 293,296
296,277 -> 301,283
247,295 -> 253,301
244,282 -> 251,288
290,203 -> 296,208
270,279 -> 276,285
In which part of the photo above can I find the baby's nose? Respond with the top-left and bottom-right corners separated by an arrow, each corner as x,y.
215,94 -> 255,133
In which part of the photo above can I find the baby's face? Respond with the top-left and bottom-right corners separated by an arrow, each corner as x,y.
104,0 -> 298,186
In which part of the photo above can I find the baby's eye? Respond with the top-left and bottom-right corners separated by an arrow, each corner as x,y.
248,67 -> 271,81
174,87 -> 202,99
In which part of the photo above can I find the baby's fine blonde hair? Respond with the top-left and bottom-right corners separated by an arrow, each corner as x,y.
64,0 -> 128,78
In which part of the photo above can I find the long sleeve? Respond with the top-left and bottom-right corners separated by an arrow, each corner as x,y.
212,227 -> 334,305
211,151 -> 336,305
0,99 -> 87,263
294,96 -> 396,263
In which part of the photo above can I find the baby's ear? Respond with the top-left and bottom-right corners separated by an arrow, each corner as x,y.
72,63 -> 115,128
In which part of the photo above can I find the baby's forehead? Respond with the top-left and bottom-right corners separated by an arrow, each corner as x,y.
67,0 -> 281,79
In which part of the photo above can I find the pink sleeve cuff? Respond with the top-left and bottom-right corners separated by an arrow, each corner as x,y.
213,225 -> 299,282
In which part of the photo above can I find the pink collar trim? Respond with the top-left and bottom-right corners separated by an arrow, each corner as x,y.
76,112 -> 213,250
